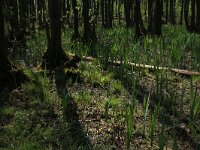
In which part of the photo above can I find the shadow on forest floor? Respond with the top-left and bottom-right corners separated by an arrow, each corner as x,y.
54,69 -> 93,149
109,65 -> 200,149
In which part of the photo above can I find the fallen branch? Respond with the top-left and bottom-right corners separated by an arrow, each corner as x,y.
69,54 -> 200,77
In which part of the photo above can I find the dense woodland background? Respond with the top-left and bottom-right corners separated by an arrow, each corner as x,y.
0,0 -> 200,149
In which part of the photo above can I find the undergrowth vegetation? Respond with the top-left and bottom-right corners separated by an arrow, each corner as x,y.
1,25 -> 200,149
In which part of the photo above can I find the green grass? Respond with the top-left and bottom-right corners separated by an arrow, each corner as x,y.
1,23 -> 200,149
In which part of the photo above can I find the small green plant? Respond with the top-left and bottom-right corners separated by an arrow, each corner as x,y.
150,103 -> 160,146
159,125 -> 166,150
143,94 -> 150,135
125,104 -> 134,150
189,77 -> 200,122
75,90 -> 91,105
172,129 -> 178,150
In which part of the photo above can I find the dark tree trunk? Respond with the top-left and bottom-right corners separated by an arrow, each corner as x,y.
105,0 -> 109,27
72,0 -> 80,40
7,0 -> 20,42
18,0 -> 28,42
154,0 -> 162,35
110,0 -> 114,27
197,0 -> 200,33
169,0 -> 176,24
66,0 -> 71,27
101,0 -> 105,27
180,0 -> 184,24
125,0 -> 131,28
41,0 -> 68,69
138,0 -> 146,34
82,0 -> 96,43
184,0 -> 190,31
63,0 -> 67,23
0,0 -> 27,90
37,0 -> 45,29
117,0 -> 122,25
190,0 -> 196,31
148,0 -> 154,33
165,0 -> 169,23
0,0 -> 8,72
29,0 -> 36,32
135,0 -> 142,38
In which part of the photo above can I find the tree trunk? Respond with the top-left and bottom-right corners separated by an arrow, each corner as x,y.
8,0 -> 20,42
37,0 -> 45,29
180,0 -> 184,25
135,0 -> 142,38
154,0 -> 162,35
125,0 -> 131,28
0,0 -> 27,90
196,0 -> 200,32
101,0 -> 105,27
72,0 -> 80,40
41,0 -> 68,69
18,0 -> 28,42
169,0 -> 176,24
190,0 -> 196,31
165,0 -> 169,23
62,0 -> 67,23
29,0 -> 36,32
184,0 -> 190,31
66,0 -> 71,27
148,0 -> 154,33
82,0 -> 96,43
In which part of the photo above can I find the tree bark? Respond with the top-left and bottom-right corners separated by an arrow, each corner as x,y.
169,0 -> 176,24
82,0 -> 96,43
0,0 -> 27,90
41,0 -> 68,69
180,0 -> 184,25
196,0 -> 200,32
148,0 -> 154,33
154,0 -> 162,35
191,0 -> 196,31
125,0 -> 131,28
184,0 -> 190,31
72,0 -> 80,40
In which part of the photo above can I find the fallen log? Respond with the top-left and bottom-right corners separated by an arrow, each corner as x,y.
69,54 -> 200,77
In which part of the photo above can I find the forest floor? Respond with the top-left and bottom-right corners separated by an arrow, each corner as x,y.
0,58 -> 200,150
1,25 -> 200,150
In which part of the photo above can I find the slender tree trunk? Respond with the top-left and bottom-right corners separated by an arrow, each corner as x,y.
66,0 -> 71,27
118,0 -> 122,25
154,0 -> 162,35
0,0 -> 27,90
196,0 -> 200,32
37,0 -> 45,29
7,0 -> 20,43
138,0 -> 146,34
148,0 -> 154,32
19,0 -> 28,42
63,0 -> 66,23
0,0 -> 8,73
191,0 -> 196,31
180,0 -> 184,24
135,0 -> 142,38
101,0 -> 105,27
169,0 -> 176,24
82,0 -> 96,43
105,0 -> 109,27
165,0 -> 169,23
29,0 -> 36,32
184,0 -> 190,31
125,0 -> 131,28
72,0 -> 80,40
